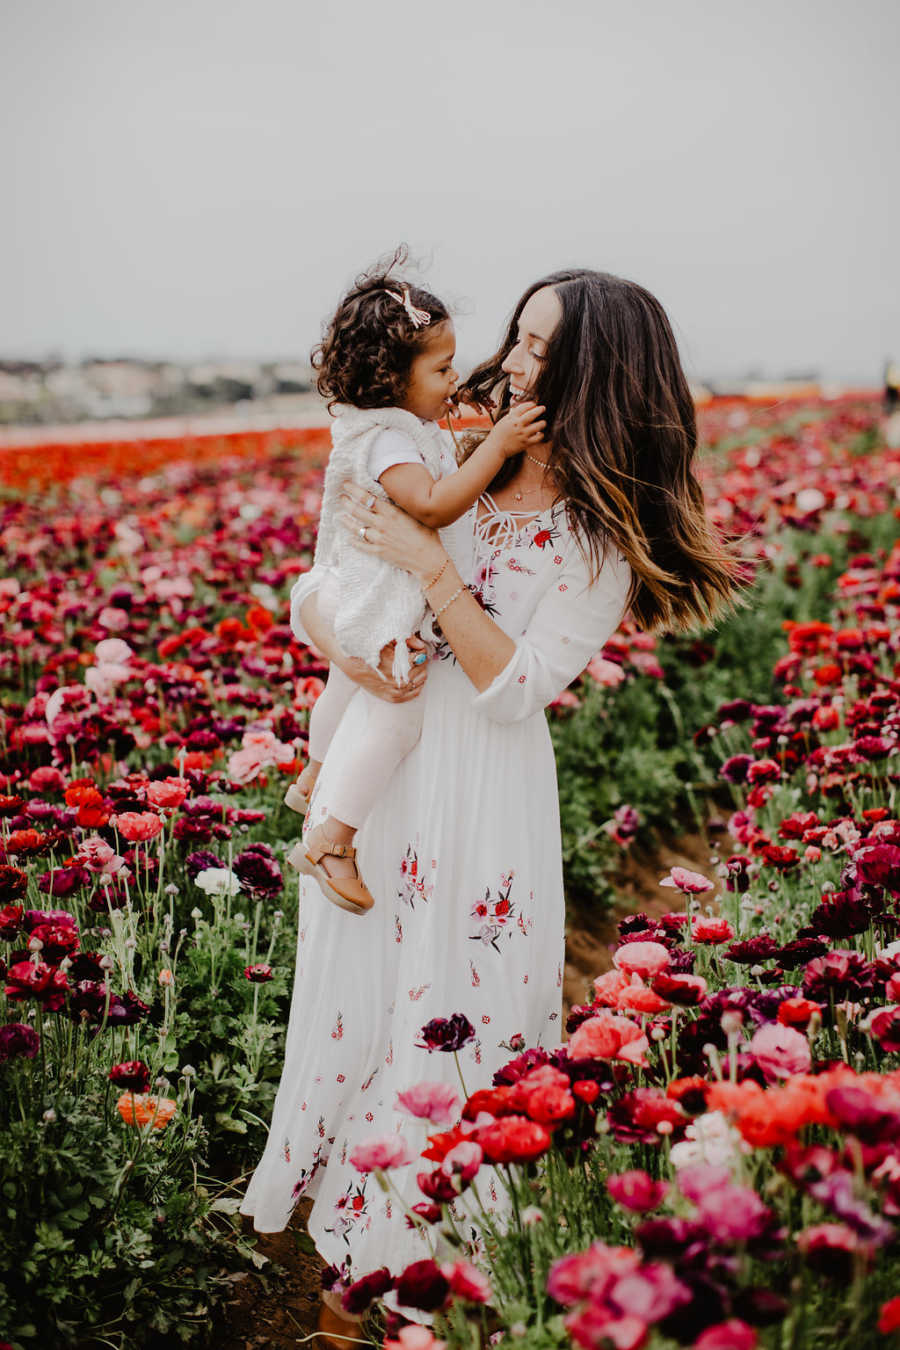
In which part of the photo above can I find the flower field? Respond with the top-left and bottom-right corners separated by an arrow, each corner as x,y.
1,397 -> 899,1348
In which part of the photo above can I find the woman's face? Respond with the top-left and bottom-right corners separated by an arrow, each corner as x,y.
501,286 -> 562,402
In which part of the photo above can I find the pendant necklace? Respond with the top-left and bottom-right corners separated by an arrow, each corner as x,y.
514,452 -> 551,503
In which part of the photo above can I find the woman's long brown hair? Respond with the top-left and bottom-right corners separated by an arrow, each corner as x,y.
460,269 -> 741,632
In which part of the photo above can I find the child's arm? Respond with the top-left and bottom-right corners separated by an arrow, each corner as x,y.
378,401 -> 546,529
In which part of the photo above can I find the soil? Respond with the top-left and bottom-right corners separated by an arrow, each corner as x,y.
215,824 -> 721,1349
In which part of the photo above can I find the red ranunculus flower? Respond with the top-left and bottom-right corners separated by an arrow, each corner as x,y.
477,1114 -> 551,1164
109,1059 -> 151,1092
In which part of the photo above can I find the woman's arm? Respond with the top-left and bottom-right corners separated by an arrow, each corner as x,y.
338,485 -> 516,692
339,483 -> 632,719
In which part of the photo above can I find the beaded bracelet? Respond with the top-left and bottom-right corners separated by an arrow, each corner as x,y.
423,558 -> 449,591
432,584 -> 466,619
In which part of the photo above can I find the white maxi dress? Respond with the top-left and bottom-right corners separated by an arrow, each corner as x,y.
240,495 -> 631,1279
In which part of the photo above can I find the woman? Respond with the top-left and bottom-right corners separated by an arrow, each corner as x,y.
240,270 -> 736,1328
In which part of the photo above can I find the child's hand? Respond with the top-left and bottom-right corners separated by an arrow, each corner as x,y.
490,401 -> 547,458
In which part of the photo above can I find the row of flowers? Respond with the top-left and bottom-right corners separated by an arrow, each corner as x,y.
333,535 -> 900,1347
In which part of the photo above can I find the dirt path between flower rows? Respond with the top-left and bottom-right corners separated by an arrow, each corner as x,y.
216,825 -> 716,1349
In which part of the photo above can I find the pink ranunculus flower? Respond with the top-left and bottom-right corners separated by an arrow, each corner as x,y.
613,940 -> 670,980
694,1320 -> 758,1350
78,835 -> 128,877
586,656 -> 626,687
440,1259 -> 492,1304
547,1242 -> 641,1305
440,1140 -> 483,1182
111,811 -> 164,843
85,662 -> 133,697
607,1170 -> 669,1213
94,637 -> 133,664
349,1133 -> 415,1173
660,866 -> 714,894
566,1011 -> 650,1068
98,606 -> 130,632
749,1023 -> 811,1082
385,1328 -> 446,1350
395,1082 -> 461,1125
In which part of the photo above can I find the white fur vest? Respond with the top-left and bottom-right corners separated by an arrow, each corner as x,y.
313,405 -> 451,682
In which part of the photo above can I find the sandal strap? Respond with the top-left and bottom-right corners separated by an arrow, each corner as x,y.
307,839 -> 357,864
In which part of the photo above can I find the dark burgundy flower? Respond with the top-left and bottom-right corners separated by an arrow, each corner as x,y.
341,1267 -> 393,1315
651,972 -> 707,1006
36,865 -> 92,898
720,754 -> 754,784
802,950 -> 876,1001
808,891 -> 873,939
5,960 -> 69,1010
797,1223 -> 870,1279
0,1021 -> 40,1062
854,843 -> 900,894
724,855 -> 753,893
184,849 -> 222,880
0,904 -> 23,940
233,846 -> 283,899
29,921 -> 80,964
244,963 -> 273,983
635,1216 -> 706,1260
718,700 -> 753,723
0,867 -> 27,904
417,1013 -> 475,1053
106,990 -> 151,1026
109,1059 -> 151,1092
774,937 -> 829,969
417,1168 -> 461,1202
393,1258 -> 450,1312
68,979 -> 109,1021
724,935 -> 779,964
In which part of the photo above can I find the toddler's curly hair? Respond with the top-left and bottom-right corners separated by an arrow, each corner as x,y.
312,248 -> 450,410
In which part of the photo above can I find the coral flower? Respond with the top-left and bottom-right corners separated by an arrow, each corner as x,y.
567,1011 -> 650,1068
691,916 -> 734,944
111,811 -> 164,843
117,1093 -> 177,1131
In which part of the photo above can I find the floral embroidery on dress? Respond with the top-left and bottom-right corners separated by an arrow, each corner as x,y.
290,1147 -> 326,1205
331,1011 -> 343,1040
325,1178 -> 370,1244
398,845 -> 433,908
469,873 -> 531,951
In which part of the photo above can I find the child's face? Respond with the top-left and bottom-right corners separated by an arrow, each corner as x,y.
401,321 -> 459,422
501,286 -> 561,402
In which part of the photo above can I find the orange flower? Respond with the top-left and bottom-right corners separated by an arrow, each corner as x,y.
117,1092 -> 177,1131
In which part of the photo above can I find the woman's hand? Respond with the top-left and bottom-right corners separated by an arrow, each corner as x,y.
339,483 -> 447,582
299,589 -> 428,704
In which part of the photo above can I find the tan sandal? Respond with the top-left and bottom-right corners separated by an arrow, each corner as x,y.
286,835 -> 374,916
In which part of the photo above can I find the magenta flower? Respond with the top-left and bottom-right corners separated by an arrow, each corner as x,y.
694,1321 -> 758,1350
244,963 -> 273,983
607,1170 -> 669,1214
395,1081 -> 460,1125
349,1134 -> 414,1173
547,1243 -> 641,1306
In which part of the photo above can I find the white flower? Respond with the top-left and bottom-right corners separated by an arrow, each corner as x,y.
194,867 -> 242,897
670,1110 -> 747,1171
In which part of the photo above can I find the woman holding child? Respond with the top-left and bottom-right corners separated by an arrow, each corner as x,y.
240,260 -> 736,1330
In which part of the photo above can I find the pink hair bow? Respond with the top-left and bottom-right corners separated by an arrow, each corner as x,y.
384,285 -> 431,329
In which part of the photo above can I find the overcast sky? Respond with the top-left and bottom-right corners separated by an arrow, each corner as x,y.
2,0 -> 898,381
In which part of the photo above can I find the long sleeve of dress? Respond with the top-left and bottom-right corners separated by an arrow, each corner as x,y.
471,547 -> 632,725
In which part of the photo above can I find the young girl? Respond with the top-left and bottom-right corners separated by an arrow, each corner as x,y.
285,262 -> 545,916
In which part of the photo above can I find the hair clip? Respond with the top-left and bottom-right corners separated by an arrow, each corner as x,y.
384,285 -> 432,329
